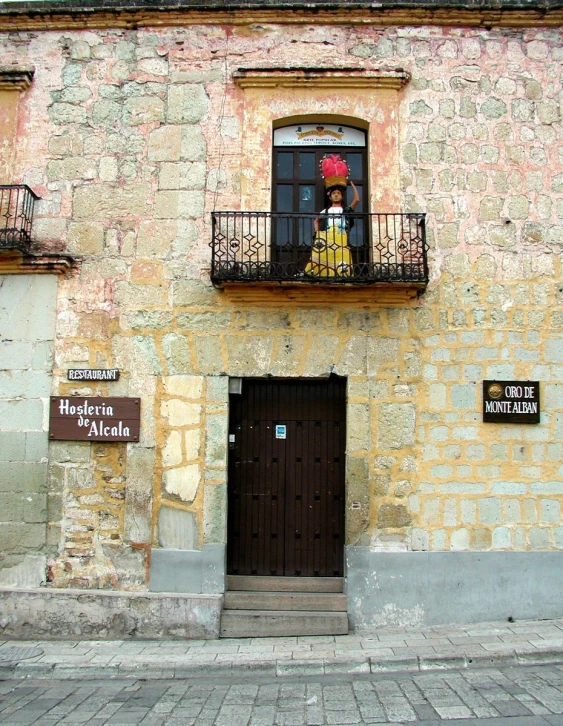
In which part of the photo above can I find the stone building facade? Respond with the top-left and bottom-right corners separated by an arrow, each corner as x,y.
0,0 -> 562,637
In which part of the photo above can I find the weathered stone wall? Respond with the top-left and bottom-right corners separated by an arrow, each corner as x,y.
1,21 -> 562,591
0,275 -> 57,587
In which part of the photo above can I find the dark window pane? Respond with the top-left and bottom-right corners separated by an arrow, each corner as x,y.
299,152 -> 316,179
275,218 -> 291,246
276,185 -> 293,212
276,152 -> 294,179
298,217 -> 314,248
347,153 -> 362,179
348,219 -> 364,248
299,185 -> 315,213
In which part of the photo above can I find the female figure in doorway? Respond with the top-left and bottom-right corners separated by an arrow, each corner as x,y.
305,154 -> 360,278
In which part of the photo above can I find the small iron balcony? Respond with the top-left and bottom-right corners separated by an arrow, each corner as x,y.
211,212 -> 427,288
0,184 -> 40,253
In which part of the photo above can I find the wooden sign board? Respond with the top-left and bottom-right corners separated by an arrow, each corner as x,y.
49,397 -> 140,442
482,381 -> 540,424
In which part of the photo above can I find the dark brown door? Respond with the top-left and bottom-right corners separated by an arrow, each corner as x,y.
227,378 -> 346,577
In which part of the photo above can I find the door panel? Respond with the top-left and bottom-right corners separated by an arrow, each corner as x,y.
227,378 -> 346,577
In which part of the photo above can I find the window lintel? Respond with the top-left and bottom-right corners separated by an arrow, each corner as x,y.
233,67 -> 410,90
0,68 -> 34,92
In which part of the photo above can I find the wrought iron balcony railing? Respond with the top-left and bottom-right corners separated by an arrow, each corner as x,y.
211,212 -> 427,286
0,184 -> 39,253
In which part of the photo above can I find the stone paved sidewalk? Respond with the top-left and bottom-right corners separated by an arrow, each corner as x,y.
1,617 -> 563,681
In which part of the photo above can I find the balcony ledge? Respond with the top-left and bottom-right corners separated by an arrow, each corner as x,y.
0,249 -> 76,276
214,278 -> 426,306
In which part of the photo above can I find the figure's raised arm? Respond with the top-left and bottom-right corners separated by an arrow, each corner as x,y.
349,180 -> 360,210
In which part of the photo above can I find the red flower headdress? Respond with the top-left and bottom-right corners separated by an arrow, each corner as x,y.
320,153 -> 349,190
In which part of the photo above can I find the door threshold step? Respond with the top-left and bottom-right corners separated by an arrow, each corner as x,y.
226,575 -> 344,593
220,610 -> 349,638
224,591 -> 347,612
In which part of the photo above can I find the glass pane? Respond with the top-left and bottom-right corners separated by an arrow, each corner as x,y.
299,152 -> 316,179
275,218 -> 290,246
299,185 -> 315,213
347,153 -> 363,179
276,185 -> 293,212
298,217 -> 314,248
276,152 -> 294,179
348,219 -> 364,248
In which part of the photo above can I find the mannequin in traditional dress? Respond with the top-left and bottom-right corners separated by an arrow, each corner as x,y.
305,154 -> 360,277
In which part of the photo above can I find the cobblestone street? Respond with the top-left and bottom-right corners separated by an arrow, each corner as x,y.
1,664 -> 563,725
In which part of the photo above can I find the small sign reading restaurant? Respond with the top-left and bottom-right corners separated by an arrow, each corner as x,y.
49,397 -> 141,442
67,369 -> 120,381
482,381 -> 540,424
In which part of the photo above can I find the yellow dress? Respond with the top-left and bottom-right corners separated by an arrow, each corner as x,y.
305,207 -> 352,278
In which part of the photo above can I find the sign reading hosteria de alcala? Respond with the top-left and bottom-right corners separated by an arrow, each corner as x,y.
49,397 -> 141,442
483,381 -> 540,424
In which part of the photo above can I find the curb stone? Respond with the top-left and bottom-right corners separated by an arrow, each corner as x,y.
1,647 -> 562,681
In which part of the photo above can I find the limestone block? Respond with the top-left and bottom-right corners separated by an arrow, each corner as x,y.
114,282 -> 166,308
0,399 -> 44,433
226,336 -> 273,377
123,448 -> 154,544
162,400 -> 201,427
451,529 -> 469,550
124,95 -> 165,125
163,464 -> 200,503
154,190 -> 204,219
162,334 -> 196,375
131,336 -> 162,375
336,337 -> 367,375
31,218 -> 67,243
48,103 -> 87,125
73,183 -> 150,219
185,428 -> 201,461
181,125 -> 206,161
428,382 -> 446,409
377,403 -> 415,450
347,404 -> 371,452
137,219 -> 177,258
167,84 -> 209,123
269,335 -> 308,377
67,221 -> 104,255
157,505 -> 198,549
366,337 -> 399,372
205,414 -> 228,467
0,553 -> 46,587
206,376 -> 229,404
163,375 -> 203,400
377,504 -> 411,529
47,157 -> 97,181
148,125 -> 183,161
159,161 -> 206,190
203,484 -> 227,544
162,430 -> 183,467
138,57 -> 169,76
177,311 -> 231,332
90,99 -> 122,127
411,528 -> 429,550
171,280 -> 218,307
303,335 -> 340,376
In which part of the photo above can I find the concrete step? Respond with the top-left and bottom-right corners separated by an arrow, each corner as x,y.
220,610 -> 349,638
226,575 -> 344,593
224,591 -> 347,612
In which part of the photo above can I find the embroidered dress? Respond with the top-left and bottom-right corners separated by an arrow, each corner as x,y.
305,206 -> 353,277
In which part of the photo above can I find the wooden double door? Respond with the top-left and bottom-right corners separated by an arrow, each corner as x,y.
227,378 -> 346,577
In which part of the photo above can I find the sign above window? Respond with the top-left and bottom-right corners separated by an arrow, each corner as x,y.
274,124 -> 366,147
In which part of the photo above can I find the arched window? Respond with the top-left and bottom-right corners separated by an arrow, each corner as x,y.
272,123 -> 368,270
